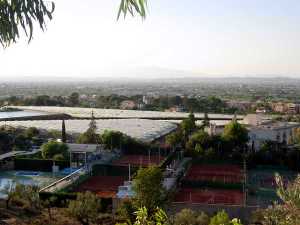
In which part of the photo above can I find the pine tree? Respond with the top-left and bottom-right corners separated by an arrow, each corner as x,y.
87,111 -> 97,134
77,111 -> 100,144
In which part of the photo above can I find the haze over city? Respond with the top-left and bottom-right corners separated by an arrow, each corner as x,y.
1,0 -> 300,79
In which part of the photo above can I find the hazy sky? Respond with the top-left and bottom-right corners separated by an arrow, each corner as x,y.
1,0 -> 300,78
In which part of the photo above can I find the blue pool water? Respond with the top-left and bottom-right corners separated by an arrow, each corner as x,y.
15,171 -> 40,176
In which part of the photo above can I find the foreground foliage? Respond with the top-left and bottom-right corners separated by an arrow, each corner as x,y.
132,166 -> 165,213
0,0 -> 54,46
67,192 -> 102,225
252,174 -> 300,225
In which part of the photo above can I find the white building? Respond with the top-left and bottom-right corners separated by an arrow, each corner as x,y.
244,114 -> 300,151
207,114 -> 300,151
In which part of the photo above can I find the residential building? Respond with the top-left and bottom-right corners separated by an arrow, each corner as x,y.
244,114 -> 300,151
120,100 -> 136,110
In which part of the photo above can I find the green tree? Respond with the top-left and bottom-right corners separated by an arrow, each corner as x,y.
221,121 -> 248,151
67,191 -> 101,225
62,119 -> 67,143
180,113 -> 196,141
25,127 -> 39,139
132,166 -> 164,213
76,113 -> 101,144
165,131 -> 182,148
101,130 -> 124,150
69,92 -> 79,106
185,130 -> 211,154
41,140 -> 68,159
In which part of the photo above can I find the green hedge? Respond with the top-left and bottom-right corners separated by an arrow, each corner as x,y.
181,179 -> 243,190
39,191 -> 112,211
14,158 -> 69,172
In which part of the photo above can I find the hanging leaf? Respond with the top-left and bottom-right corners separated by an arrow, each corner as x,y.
117,0 -> 147,20
0,0 -> 55,47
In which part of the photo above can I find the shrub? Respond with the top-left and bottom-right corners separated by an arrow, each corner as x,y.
209,210 -> 230,225
67,191 -> 101,225
41,141 -> 68,160
174,209 -> 210,225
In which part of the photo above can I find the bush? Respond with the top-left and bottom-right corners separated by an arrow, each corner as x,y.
209,210 -> 230,225
116,199 -> 136,223
67,191 -> 102,225
174,208 -> 209,225
53,154 -> 65,161
41,141 -> 69,160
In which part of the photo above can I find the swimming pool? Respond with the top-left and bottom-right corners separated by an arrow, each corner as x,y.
0,170 -> 64,198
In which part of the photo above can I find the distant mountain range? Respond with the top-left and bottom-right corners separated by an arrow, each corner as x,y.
1,67 -> 299,82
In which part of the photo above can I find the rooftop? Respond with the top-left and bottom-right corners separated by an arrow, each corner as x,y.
14,106 -> 244,120
67,144 -> 100,153
0,119 -> 177,143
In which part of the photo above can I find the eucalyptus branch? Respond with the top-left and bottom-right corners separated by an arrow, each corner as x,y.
117,0 -> 147,20
0,0 -> 55,47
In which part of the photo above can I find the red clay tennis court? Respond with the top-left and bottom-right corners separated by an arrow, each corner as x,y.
174,188 -> 244,205
112,154 -> 165,167
75,176 -> 126,197
185,165 -> 244,183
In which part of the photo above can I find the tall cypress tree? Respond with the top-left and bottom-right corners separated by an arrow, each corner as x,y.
62,119 -> 66,143
202,112 -> 210,128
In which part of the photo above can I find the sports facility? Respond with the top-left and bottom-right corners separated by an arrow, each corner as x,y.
174,188 -> 244,205
184,164 -> 244,184
75,175 -> 126,198
112,154 -> 165,167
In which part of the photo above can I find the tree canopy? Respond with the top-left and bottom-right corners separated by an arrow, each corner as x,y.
222,121 -> 249,150
132,166 -> 164,213
76,113 -> 101,144
180,113 -> 196,141
41,140 -> 68,160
